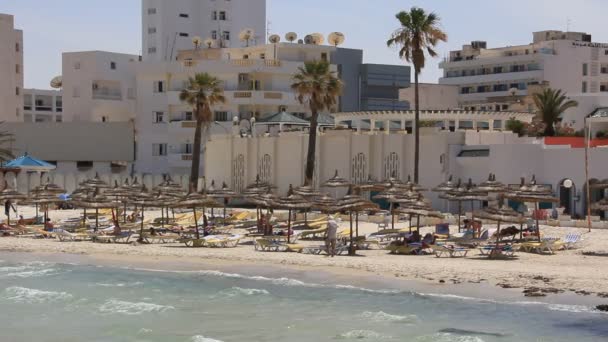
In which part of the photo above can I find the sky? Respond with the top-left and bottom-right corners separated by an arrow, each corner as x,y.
2,0 -> 608,90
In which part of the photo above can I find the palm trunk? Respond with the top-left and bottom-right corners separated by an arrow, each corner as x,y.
190,117 -> 204,191
414,71 -> 420,183
304,107 -> 319,186
544,121 -> 556,137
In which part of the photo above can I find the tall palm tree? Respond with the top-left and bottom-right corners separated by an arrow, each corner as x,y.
387,7 -> 447,183
180,73 -> 226,189
0,123 -> 14,162
533,88 -> 578,136
292,60 -> 343,186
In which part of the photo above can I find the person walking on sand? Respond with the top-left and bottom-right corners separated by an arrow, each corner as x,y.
326,216 -> 339,257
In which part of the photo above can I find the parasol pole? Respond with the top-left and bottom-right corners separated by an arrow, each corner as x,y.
458,201 -> 462,232
416,214 -> 420,231
535,202 -> 541,243
95,208 -> 99,232
161,205 -> 165,229
139,205 -> 145,242
355,211 -> 359,238
585,118 -> 592,233
349,211 -> 355,256
390,202 -> 395,229
193,207 -> 199,240
287,209 -> 292,244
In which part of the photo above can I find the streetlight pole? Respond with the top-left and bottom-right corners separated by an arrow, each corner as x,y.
584,117 -> 592,233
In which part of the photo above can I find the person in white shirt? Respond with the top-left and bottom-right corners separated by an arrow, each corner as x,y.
326,216 -> 339,257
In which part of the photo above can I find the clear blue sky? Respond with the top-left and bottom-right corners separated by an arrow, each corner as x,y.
2,0 -> 608,89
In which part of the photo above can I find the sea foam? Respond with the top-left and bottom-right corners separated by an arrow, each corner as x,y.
337,330 -> 390,340
416,333 -> 485,342
3,286 -> 73,304
98,299 -> 174,315
214,287 -> 270,298
191,335 -> 224,342
361,311 -> 417,323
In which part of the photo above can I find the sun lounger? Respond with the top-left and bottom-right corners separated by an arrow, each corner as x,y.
143,234 -> 179,244
519,240 -> 560,254
94,232 -> 133,244
254,238 -> 286,252
479,245 -> 516,258
286,244 -> 305,253
300,226 -> 328,240
55,230 -> 89,242
385,244 -> 421,255
562,233 -> 582,250
432,245 -> 470,258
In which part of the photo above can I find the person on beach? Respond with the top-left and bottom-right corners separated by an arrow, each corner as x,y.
44,218 -> 54,232
326,216 -> 339,257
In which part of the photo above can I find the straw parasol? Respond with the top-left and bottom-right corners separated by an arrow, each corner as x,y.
270,185 -> 312,243
433,175 -> 457,193
72,187 -> 119,231
354,175 -> 384,193
373,182 -> 404,229
0,182 -> 27,225
337,189 -> 379,255
393,196 -> 444,232
172,190 -> 219,241
402,175 -> 427,192
127,185 -> 158,242
242,176 -> 275,231
591,198 -> 608,211
475,205 -> 526,243
322,170 -> 350,198
207,182 -> 238,221
440,179 -> 488,233
29,191 -> 63,227
505,176 -> 559,242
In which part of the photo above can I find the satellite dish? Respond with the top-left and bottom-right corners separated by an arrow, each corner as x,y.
304,35 -> 314,44
192,36 -> 202,49
328,32 -> 345,47
311,33 -> 324,45
285,32 -> 298,43
269,34 -> 281,44
50,76 -> 62,89
239,28 -> 255,46
297,39 -> 304,44
204,38 -> 215,48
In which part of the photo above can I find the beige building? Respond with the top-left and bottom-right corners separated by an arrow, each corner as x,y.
0,14 -> 23,122
399,84 -> 459,111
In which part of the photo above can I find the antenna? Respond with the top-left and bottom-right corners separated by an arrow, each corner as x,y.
285,32 -> 298,43
328,32 -> 345,47
269,34 -> 280,44
566,17 -> 572,32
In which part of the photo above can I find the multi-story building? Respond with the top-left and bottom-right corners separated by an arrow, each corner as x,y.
438,30 -> 608,128
135,42 -> 336,174
0,14 -> 23,122
61,51 -> 139,122
360,64 -> 410,111
142,0 -> 267,62
23,89 -> 63,123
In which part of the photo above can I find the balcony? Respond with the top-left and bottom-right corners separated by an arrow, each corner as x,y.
225,90 -> 295,105
440,70 -> 543,86
92,88 -> 123,101
168,153 -> 195,168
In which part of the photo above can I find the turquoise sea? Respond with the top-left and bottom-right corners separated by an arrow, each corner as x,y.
0,255 -> 607,342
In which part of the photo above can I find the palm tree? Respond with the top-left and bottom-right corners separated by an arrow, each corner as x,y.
387,7 -> 447,183
180,73 -> 226,189
533,88 -> 578,136
292,60 -> 343,186
0,123 -> 14,162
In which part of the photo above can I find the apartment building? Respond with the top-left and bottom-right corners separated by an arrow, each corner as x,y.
0,14 -> 23,122
23,89 -> 63,123
61,51 -> 140,122
135,42 -> 336,174
142,0 -> 266,62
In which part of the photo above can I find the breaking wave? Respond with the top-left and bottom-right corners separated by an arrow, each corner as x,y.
98,299 -> 174,315
3,286 -> 73,304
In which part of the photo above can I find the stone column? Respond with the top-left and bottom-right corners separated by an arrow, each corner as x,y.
384,120 -> 391,134
370,119 -> 376,133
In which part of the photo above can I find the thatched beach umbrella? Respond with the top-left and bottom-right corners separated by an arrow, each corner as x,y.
172,190 -> 219,241
393,196 -> 444,232
373,182 -> 404,229
0,182 -> 27,225
440,179 -> 488,233
270,185 -> 311,243
322,170 -> 350,198
505,176 -> 559,242
29,191 -> 63,227
207,181 -> 238,221
476,205 -> 526,243
72,187 -> 119,231
103,180 -> 132,223
402,175 -> 427,192
337,191 -> 379,255
128,185 -> 159,242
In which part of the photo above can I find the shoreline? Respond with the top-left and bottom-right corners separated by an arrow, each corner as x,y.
2,238 -> 608,308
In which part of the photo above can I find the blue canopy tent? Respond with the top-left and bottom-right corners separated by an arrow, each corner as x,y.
3,153 -> 56,172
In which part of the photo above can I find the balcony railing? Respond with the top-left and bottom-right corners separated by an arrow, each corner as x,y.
181,154 -> 193,161
92,89 -> 122,101
233,91 -> 252,98
264,92 -> 283,99
181,121 -> 196,128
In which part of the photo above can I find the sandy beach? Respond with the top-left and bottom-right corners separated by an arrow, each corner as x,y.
2,206 -> 608,301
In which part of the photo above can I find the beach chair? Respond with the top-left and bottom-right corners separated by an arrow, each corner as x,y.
479,244 -> 516,258
55,230 -> 89,242
431,244 -> 470,258
520,240 -> 559,254
385,243 -> 421,255
435,223 -> 450,239
562,233 -> 582,250
285,244 -> 305,253
300,226 -> 328,240
143,234 -> 179,244
254,238 -> 285,252
223,235 -> 241,248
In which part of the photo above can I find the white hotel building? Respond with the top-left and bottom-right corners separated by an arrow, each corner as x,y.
135,42 -> 337,174
0,14 -> 23,122
431,30 -> 608,129
142,0 -> 266,62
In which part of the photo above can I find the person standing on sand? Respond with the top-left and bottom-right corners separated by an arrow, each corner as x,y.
326,216 -> 339,257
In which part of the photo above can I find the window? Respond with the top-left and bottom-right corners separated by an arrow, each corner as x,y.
147,8 -> 156,15
321,53 -> 328,62
74,62 -> 81,69
153,81 -> 165,93
260,53 -> 266,60
212,11 -> 218,20
179,32 -> 189,37
222,31 -> 231,41
493,66 -> 503,74
148,47 -> 157,54
179,13 -> 189,18
77,161 -> 94,170
15,87 -> 19,96
219,11 -> 227,20
582,81 -> 588,93
15,42 -> 19,52
110,61 -> 116,70
154,111 -> 165,123
184,143 -> 193,154
148,27 -> 156,34
184,112 -> 193,121
15,64 -> 20,74
211,31 -> 218,40
101,116 -> 108,122
152,144 -> 168,156
583,63 -> 588,76
214,111 -> 228,121
56,115 -> 62,122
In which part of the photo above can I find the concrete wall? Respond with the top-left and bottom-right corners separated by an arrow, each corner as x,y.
399,84 -> 459,110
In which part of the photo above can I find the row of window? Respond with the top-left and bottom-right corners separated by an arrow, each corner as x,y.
445,63 -> 540,78
460,82 -> 530,94
147,30 -> 231,54
73,61 -> 117,70
147,8 -> 229,21
152,111 -> 229,123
